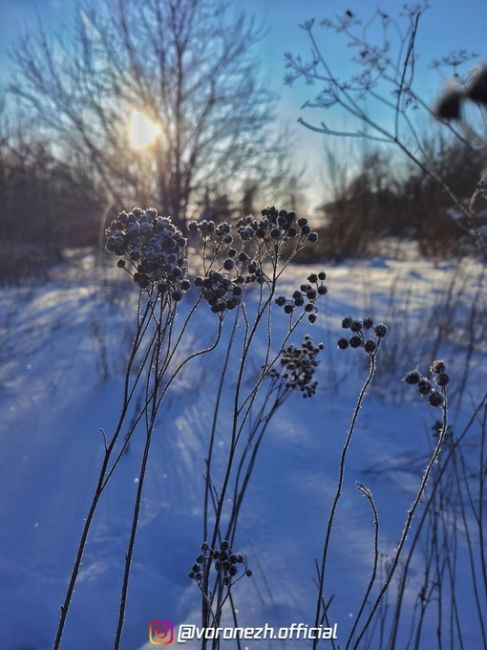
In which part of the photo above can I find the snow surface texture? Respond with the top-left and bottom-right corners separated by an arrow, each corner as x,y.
0,253 -> 485,649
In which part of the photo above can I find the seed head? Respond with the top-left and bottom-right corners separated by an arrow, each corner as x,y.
364,340 -> 376,354
405,370 -> 420,385
374,323 -> 388,338
106,208 -> 188,290
429,391 -> 444,407
418,378 -> 432,395
436,373 -> 449,387
430,360 -> 446,374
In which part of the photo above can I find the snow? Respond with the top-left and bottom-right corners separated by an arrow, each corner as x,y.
0,252 -> 485,649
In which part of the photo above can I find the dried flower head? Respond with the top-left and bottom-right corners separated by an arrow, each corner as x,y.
405,360 -> 450,408
189,541 -> 250,587
275,271 -> 327,324
269,335 -> 323,398
337,316 -> 387,355
198,270 -> 243,313
236,207 -> 319,247
106,208 -> 188,291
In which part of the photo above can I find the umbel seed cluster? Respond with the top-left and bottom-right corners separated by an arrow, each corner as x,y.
404,360 -> 449,408
189,541 -> 252,588
107,207 -> 321,315
337,317 -> 388,355
275,271 -> 327,324
237,207 -> 319,244
270,335 -> 324,398
106,207 -> 189,292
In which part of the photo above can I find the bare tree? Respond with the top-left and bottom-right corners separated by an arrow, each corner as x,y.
284,2 -> 487,256
10,0 -> 290,226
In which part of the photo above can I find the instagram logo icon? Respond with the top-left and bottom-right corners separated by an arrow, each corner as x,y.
149,620 -> 174,645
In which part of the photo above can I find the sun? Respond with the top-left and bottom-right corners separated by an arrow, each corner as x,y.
128,110 -> 161,151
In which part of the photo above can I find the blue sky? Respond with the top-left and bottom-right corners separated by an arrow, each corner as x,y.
1,0 -> 486,206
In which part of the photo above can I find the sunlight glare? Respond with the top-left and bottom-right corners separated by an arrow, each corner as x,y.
128,110 -> 161,151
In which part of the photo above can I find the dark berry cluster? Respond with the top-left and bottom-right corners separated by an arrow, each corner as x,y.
188,218 -> 269,295
106,208 -> 188,290
275,271 -> 327,324
404,360 -> 449,408
337,317 -> 387,354
188,219 -> 233,245
236,207 -> 319,244
270,335 -> 323,398
193,271 -> 244,313
189,541 -> 251,587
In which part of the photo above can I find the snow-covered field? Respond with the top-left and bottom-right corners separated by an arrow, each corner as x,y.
0,251 -> 485,650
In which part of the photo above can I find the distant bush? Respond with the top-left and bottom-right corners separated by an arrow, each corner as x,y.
0,139 -> 104,276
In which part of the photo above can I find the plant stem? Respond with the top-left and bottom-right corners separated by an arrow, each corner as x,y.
313,350 -> 378,648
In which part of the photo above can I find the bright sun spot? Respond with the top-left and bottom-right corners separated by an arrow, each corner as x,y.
128,110 -> 161,151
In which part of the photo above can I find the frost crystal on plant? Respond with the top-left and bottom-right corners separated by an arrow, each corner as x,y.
106,207 -> 188,290
270,335 -> 323,398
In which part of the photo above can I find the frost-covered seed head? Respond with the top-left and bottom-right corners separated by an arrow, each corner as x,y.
418,379 -> 432,395
374,323 -> 388,338
429,391 -> 444,407
436,373 -> 450,386
405,370 -> 421,385
106,208 -> 188,290
430,360 -> 446,374
364,340 -> 376,354
271,338 -> 322,397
